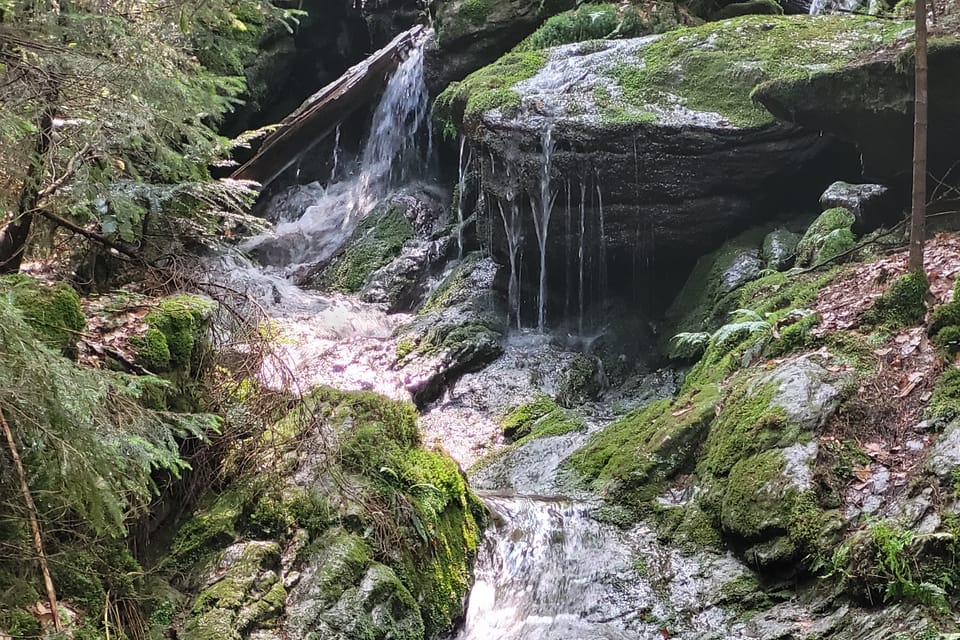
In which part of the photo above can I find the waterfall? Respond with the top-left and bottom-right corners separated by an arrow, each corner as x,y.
596,179 -> 608,317
330,123 -> 342,182
531,124 -> 558,331
244,33 -> 431,270
808,0 -> 861,14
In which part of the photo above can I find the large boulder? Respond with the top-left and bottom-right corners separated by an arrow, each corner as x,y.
819,181 -> 897,232
170,388 -> 485,640
436,15 -> 896,275
754,36 -> 960,182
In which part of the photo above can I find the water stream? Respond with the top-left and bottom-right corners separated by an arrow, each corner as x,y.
227,32 -> 774,640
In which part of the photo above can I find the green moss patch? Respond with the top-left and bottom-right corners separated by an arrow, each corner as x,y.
796,207 -> 857,267
499,394 -> 584,441
433,49 -> 548,132
134,294 -> 214,372
318,202 -> 414,293
608,15 -> 903,128
864,271 -> 928,328
569,385 -> 720,503
515,4 -> 644,52
0,274 -> 85,355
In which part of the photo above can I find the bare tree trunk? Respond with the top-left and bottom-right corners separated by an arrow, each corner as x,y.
0,411 -> 63,632
909,0 -> 928,273
0,106 -> 54,274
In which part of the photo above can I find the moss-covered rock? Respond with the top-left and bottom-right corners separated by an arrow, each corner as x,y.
0,274 -> 85,355
711,0 -> 783,19
795,207 -> 857,267
133,294 -> 215,373
569,384 -> 720,504
762,227 -> 802,271
863,270 -> 928,328
172,387 -> 483,640
499,394 -> 584,442
317,201 -> 415,293
664,227 -> 767,338
397,254 -> 506,406
555,353 -> 605,407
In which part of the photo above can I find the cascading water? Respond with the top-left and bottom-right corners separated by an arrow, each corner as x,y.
243,38 -> 431,272
453,495 -> 642,640
808,0 -> 861,14
498,197 -> 524,328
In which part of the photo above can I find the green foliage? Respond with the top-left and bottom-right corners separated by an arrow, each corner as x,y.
864,271 -> 929,328
712,0 -> 784,18
0,297 -> 213,539
0,0 -> 267,261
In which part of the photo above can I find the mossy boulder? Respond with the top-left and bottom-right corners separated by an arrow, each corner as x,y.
500,394 -> 584,441
664,227 -> 767,339
0,274 -> 85,356
426,0 -> 575,93
171,387 -> 484,640
711,0 -> 784,19
569,384 -> 721,504
762,228 -> 802,271
132,294 -> 215,373
795,207 -> 857,267
754,36 -> 960,182
555,353 -> 605,407
316,200 -> 415,294
286,531 -> 423,640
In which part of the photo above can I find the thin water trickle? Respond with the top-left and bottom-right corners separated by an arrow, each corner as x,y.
498,197 -> 524,329
578,180 -> 586,334
330,123 -> 342,181
531,124 -> 558,331
456,137 -> 473,258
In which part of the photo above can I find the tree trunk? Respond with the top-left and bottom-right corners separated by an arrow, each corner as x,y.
0,105 -> 54,274
231,25 -> 425,190
908,0 -> 928,273
0,411 -> 63,632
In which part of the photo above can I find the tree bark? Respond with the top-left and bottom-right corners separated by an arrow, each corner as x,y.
0,105 -> 55,274
231,25 -> 425,190
0,410 -> 63,632
908,0 -> 928,273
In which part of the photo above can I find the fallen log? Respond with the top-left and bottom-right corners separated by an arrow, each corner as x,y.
231,24 -> 427,190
